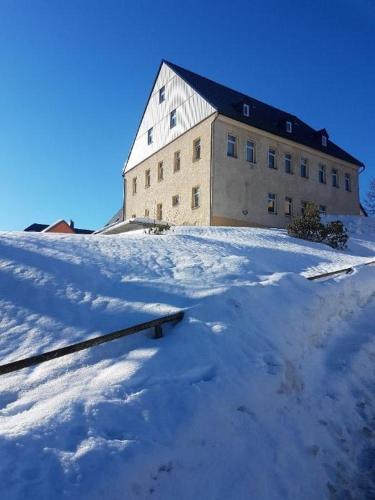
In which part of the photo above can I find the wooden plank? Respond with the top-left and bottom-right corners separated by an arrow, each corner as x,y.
307,259 -> 375,281
0,311 -> 184,376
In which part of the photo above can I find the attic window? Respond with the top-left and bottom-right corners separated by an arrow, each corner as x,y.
322,135 -> 327,147
286,121 -> 292,133
159,86 -> 165,103
243,104 -> 250,117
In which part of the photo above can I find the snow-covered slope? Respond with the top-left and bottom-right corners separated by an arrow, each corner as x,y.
0,224 -> 374,500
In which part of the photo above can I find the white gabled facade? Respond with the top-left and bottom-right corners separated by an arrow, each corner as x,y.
124,61 -> 215,173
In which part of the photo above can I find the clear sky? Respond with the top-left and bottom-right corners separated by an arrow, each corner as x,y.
0,0 -> 374,231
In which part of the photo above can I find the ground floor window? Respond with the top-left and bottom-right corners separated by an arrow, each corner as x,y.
268,193 -> 277,214
192,186 -> 200,209
285,197 -> 293,216
156,203 -> 162,220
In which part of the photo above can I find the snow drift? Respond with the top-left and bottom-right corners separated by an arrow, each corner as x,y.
0,223 -> 374,499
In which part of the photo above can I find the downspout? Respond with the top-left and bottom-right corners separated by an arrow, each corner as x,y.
122,171 -> 126,221
209,113 -> 219,226
358,163 -> 366,215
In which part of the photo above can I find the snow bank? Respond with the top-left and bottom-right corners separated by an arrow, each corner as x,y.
0,225 -> 374,499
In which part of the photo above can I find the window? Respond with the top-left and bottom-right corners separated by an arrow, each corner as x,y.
172,194 -> 180,206
159,86 -> 165,103
322,135 -> 327,147
156,203 -> 163,221
243,103 -> 250,117
319,205 -> 327,216
131,214 -> 136,218
245,140 -> 255,163
132,177 -> 137,194
319,164 -> 326,184
332,168 -> 339,188
285,197 -> 293,217
301,201 -> 308,216
284,153 -> 292,174
345,173 -> 351,192
174,151 -> 181,172
157,161 -> 164,181
145,208 -> 150,217
145,169 -> 151,188
300,158 -> 308,178
147,128 -> 153,145
227,134 -> 237,157
193,138 -> 201,161
268,148 -> 277,169
286,121 -> 292,133
192,186 -> 200,209
268,193 -> 277,214
170,109 -> 176,128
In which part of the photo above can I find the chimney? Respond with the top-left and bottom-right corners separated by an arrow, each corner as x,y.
69,220 -> 74,229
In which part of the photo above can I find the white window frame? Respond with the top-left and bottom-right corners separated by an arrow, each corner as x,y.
319,205 -> 327,216
193,138 -> 201,161
174,150 -> 181,172
245,140 -> 256,163
284,153 -> 292,174
145,169 -> 151,188
345,173 -> 351,192
300,158 -> 309,178
156,203 -> 163,221
332,168 -> 339,188
285,197 -> 293,217
301,200 -> 308,216
170,109 -> 176,129
268,148 -> 277,169
227,134 -> 237,158
268,193 -> 277,214
147,128 -> 153,145
159,86 -> 165,103
157,161 -> 164,181
319,164 -> 326,184
243,103 -> 250,117
192,186 -> 200,209
286,121 -> 292,133
322,135 -> 327,147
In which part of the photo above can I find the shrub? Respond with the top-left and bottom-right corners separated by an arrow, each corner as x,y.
287,204 -> 348,250
323,221 -> 348,249
147,223 -> 171,235
287,203 -> 325,243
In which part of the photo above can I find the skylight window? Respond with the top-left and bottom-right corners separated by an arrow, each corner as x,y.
286,121 -> 292,133
243,103 -> 250,117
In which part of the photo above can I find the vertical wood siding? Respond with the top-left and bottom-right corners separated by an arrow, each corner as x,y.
124,63 -> 215,173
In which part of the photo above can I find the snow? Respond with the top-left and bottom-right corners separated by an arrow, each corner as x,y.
0,221 -> 374,499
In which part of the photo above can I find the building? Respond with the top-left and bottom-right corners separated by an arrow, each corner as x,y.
123,61 -> 364,228
24,220 -> 93,234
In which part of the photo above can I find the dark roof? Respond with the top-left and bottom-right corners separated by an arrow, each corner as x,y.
24,223 -> 48,232
24,222 -> 93,234
104,208 -> 124,227
164,61 -> 363,167
74,228 -> 94,234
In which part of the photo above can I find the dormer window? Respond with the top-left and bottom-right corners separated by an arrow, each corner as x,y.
286,121 -> 292,133
159,86 -> 165,103
322,135 -> 327,147
243,103 -> 250,117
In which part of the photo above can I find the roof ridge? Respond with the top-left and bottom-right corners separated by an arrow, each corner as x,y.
164,60 -> 300,124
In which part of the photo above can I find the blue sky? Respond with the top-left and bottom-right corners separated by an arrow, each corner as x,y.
0,0 -> 374,231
